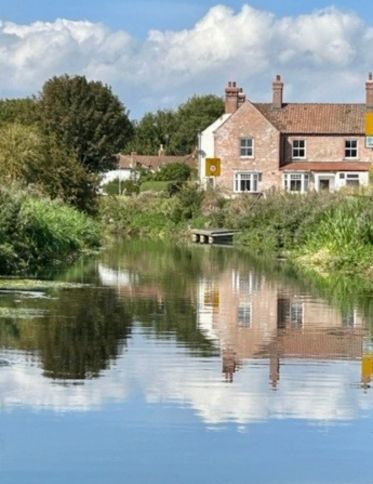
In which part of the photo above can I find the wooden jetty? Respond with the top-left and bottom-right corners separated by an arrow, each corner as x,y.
191,228 -> 238,245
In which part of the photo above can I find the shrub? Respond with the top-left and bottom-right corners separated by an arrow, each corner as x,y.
153,162 -> 191,182
140,180 -> 180,194
0,187 -> 101,275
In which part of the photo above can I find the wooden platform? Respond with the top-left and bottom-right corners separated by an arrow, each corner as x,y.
191,228 -> 238,245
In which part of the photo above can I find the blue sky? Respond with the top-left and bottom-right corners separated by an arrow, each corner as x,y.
1,1 -> 373,117
0,0 -> 370,35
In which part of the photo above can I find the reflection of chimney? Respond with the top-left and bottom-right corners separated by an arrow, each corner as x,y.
366,72 -> 373,110
270,353 -> 280,390
273,74 -> 284,109
225,81 -> 240,113
222,348 -> 238,383
158,144 -> 165,157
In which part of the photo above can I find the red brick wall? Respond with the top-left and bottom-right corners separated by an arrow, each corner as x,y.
215,102 -> 281,194
283,135 -> 372,164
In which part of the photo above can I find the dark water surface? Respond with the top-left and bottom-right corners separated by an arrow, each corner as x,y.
0,241 -> 372,484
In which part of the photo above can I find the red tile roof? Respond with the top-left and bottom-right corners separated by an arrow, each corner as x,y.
280,162 -> 371,172
117,153 -> 196,170
254,103 -> 366,134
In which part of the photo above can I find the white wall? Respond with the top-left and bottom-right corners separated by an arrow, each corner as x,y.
198,113 -> 231,186
100,169 -> 132,185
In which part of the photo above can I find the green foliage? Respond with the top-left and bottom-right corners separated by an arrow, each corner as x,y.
0,187 -> 101,275
0,123 -> 99,213
139,181 -> 178,194
100,193 -> 179,238
0,122 -> 43,182
153,162 -> 191,182
170,95 -> 224,154
0,98 -> 39,126
39,75 -> 133,172
128,94 -> 224,155
170,184 -> 204,222
127,110 -> 175,155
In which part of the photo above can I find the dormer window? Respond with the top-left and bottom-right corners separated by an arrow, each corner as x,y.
240,138 -> 254,157
345,139 -> 358,159
292,140 -> 306,159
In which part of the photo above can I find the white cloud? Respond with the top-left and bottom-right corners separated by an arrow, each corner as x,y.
0,4 -> 372,117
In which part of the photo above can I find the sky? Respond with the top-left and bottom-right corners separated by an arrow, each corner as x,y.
1,0 -> 373,118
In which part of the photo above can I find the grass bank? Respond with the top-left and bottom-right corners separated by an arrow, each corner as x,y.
0,187 -> 101,275
100,186 -> 373,287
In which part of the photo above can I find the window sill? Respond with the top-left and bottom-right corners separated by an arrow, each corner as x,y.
240,156 -> 255,160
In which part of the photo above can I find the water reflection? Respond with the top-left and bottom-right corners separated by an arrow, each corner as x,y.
0,241 -> 372,426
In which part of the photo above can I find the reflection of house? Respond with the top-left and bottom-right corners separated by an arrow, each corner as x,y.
197,268 -> 366,385
199,75 -> 373,195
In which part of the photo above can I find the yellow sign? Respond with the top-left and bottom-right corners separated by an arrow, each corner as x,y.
362,354 -> 373,382
366,112 -> 373,136
206,158 -> 221,177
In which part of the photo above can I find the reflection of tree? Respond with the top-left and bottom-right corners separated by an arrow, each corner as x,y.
0,287 -> 132,380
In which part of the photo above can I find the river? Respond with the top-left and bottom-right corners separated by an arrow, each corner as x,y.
0,240 -> 372,483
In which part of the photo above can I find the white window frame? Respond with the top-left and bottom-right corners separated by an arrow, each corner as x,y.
238,303 -> 252,327
292,139 -> 306,159
284,172 -> 309,193
290,301 -> 303,327
345,172 -> 360,187
234,172 -> 261,193
240,138 -> 254,158
344,139 -> 358,159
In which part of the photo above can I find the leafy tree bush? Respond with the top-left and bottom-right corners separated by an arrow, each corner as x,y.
128,94 -> 224,156
0,123 -> 99,213
39,75 -> 133,172
0,98 -> 39,126
153,162 -> 191,182
0,187 -> 101,275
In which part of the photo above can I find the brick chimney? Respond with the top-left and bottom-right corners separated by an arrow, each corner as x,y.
237,87 -> 246,108
366,72 -> 373,110
273,74 -> 284,109
225,81 -> 240,113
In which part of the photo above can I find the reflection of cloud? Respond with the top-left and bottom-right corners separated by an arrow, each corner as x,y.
0,332 -> 372,427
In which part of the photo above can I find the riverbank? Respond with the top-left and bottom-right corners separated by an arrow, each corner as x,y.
99,187 -> 373,289
0,187 -> 101,275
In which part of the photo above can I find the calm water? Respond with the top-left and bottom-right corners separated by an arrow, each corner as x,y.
0,241 -> 372,484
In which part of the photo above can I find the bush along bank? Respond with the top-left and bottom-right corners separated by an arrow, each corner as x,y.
0,187 -> 101,275
100,187 -> 373,285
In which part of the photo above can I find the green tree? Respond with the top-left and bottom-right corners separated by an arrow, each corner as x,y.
0,98 -> 39,126
0,122 -> 43,182
153,162 -> 191,182
127,110 -> 176,155
170,95 -> 224,154
39,75 -> 133,172
128,95 -> 224,156
0,123 -> 99,213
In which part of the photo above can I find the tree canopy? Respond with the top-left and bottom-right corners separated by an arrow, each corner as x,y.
39,75 -> 133,172
128,94 -> 224,156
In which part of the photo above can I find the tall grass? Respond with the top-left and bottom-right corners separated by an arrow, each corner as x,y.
0,187 -> 101,275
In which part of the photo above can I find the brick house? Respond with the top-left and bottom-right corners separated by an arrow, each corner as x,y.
199,75 -> 373,194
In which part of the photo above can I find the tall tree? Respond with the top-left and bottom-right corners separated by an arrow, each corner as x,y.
39,75 -> 133,172
170,95 -> 224,154
127,110 -> 176,155
128,95 -> 224,156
